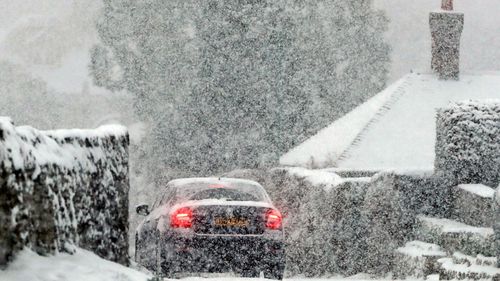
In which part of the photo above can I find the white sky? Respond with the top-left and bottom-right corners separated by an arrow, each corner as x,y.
0,0 -> 498,84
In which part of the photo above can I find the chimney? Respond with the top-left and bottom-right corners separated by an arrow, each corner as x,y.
429,0 -> 464,80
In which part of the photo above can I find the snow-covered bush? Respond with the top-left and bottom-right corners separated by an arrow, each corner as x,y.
0,118 -> 129,267
362,172 -> 406,274
392,241 -> 446,279
227,168 -> 453,276
361,171 -> 453,275
435,100 -> 500,187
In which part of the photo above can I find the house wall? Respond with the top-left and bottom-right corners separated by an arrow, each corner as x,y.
0,118 -> 129,267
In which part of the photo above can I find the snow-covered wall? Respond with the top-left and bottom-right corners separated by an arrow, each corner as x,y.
0,117 -> 129,267
435,100 -> 500,188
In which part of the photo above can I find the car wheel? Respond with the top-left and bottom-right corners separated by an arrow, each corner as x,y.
135,234 -> 141,264
263,263 -> 284,280
156,238 -> 177,279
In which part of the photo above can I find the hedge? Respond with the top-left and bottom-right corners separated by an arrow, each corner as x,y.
0,117 -> 129,267
435,100 -> 500,187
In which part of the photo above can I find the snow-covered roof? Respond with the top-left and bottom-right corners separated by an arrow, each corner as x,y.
280,72 -> 500,170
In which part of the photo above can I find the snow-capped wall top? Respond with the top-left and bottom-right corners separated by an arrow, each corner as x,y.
280,73 -> 500,170
457,184 -> 495,198
282,167 -> 344,191
497,184 -> 500,204
0,116 -> 128,171
396,240 -> 446,257
44,124 -> 128,139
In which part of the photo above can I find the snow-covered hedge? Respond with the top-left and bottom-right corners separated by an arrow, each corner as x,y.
435,100 -> 500,187
226,168 -> 455,276
226,168 -> 370,276
0,118 -> 129,267
495,185 -> 500,268
271,168 -> 370,276
357,171 -> 453,275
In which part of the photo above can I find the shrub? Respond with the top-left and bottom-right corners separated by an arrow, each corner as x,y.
435,100 -> 500,187
0,118 -> 129,267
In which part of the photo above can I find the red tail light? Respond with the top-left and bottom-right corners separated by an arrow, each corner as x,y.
266,209 -> 282,230
171,207 -> 193,228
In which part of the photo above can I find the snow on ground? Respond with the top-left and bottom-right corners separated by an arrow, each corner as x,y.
281,73 -> 500,170
0,248 -> 149,281
165,275 -> 400,281
0,248 -> 404,281
165,274 -> 400,281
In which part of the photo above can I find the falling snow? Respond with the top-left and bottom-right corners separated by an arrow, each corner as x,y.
0,0 -> 499,280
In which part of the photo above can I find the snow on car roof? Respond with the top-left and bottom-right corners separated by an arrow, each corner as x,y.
280,72 -> 500,170
168,177 -> 263,188
176,199 -> 274,209
168,177 -> 271,203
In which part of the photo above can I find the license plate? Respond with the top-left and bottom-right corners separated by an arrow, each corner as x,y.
214,217 -> 248,227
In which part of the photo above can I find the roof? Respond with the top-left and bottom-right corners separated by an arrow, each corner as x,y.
280,72 -> 500,170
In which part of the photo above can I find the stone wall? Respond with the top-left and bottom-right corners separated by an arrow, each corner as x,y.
0,117 -> 129,267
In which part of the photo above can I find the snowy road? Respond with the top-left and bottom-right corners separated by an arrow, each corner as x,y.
157,275 -> 402,281
0,248 -> 413,281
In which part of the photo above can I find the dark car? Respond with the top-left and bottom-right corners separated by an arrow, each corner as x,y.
135,177 -> 285,279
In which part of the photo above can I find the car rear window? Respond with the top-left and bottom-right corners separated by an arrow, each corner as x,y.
172,181 -> 268,203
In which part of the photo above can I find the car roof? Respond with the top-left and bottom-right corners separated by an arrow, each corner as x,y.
165,177 -> 272,204
167,177 -> 263,188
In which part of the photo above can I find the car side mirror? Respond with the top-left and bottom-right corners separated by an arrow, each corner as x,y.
136,204 -> 149,216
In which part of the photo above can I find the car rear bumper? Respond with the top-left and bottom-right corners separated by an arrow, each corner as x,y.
162,233 -> 284,272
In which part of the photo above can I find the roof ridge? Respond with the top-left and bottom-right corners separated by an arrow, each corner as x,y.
334,75 -> 414,166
